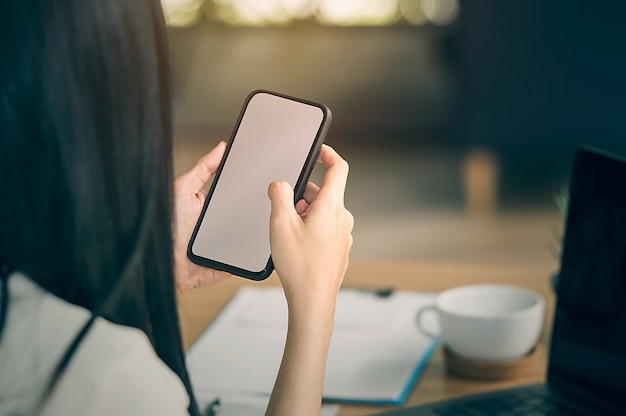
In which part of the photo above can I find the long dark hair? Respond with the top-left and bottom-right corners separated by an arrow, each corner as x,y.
0,1 -> 199,414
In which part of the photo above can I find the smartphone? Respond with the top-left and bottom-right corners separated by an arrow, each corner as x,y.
187,90 -> 332,280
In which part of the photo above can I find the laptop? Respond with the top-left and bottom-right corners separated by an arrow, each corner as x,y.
375,147 -> 626,416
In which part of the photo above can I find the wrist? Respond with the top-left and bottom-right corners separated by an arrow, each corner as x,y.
286,296 -> 336,336
173,253 -> 190,294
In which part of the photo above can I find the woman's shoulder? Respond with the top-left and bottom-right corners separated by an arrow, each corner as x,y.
43,317 -> 190,416
0,273 -> 189,416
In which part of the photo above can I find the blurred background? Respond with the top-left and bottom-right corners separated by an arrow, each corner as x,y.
164,0 -> 626,267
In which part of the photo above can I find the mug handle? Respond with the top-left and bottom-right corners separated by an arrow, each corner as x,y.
415,305 -> 440,339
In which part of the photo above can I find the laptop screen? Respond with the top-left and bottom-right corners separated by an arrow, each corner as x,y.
548,148 -> 626,411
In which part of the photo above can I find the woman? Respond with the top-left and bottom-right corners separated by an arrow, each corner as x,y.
0,1 -> 353,415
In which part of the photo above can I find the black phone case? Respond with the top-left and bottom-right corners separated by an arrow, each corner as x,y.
187,90 -> 332,280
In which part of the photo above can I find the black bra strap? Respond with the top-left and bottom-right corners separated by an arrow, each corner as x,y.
0,263 -> 13,279
0,263 -> 12,342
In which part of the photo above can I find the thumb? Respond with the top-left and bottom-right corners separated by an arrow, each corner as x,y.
268,181 -> 297,221
179,141 -> 227,191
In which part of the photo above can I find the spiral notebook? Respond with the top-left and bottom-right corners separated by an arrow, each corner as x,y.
186,286 -> 437,405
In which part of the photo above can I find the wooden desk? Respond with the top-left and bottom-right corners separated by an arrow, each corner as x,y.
178,260 -> 557,415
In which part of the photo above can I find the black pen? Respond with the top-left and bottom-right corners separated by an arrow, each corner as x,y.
204,397 -> 221,416
343,286 -> 395,298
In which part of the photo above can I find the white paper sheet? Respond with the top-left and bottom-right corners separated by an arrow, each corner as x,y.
187,287 -> 437,405
198,393 -> 339,416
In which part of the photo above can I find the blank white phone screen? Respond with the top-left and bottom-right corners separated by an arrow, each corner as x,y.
191,92 -> 324,273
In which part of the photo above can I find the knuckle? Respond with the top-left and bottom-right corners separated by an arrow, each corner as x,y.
344,209 -> 355,229
339,159 -> 350,175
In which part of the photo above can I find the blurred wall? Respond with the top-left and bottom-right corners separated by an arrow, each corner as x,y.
169,23 -> 455,148
169,1 -> 626,201
454,0 -> 626,195
457,1 -> 626,154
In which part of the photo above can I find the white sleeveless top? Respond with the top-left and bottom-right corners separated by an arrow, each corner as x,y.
0,273 -> 190,415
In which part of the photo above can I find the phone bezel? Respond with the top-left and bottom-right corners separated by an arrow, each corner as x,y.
187,90 -> 332,280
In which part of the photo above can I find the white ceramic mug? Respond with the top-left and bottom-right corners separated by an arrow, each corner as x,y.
416,284 -> 545,362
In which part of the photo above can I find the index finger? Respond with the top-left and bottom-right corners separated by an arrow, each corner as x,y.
316,144 -> 349,202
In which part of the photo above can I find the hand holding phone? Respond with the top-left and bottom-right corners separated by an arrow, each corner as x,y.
265,143 -> 353,415
174,142 -> 231,293
187,90 -> 331,280
267,144 -> 353,300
